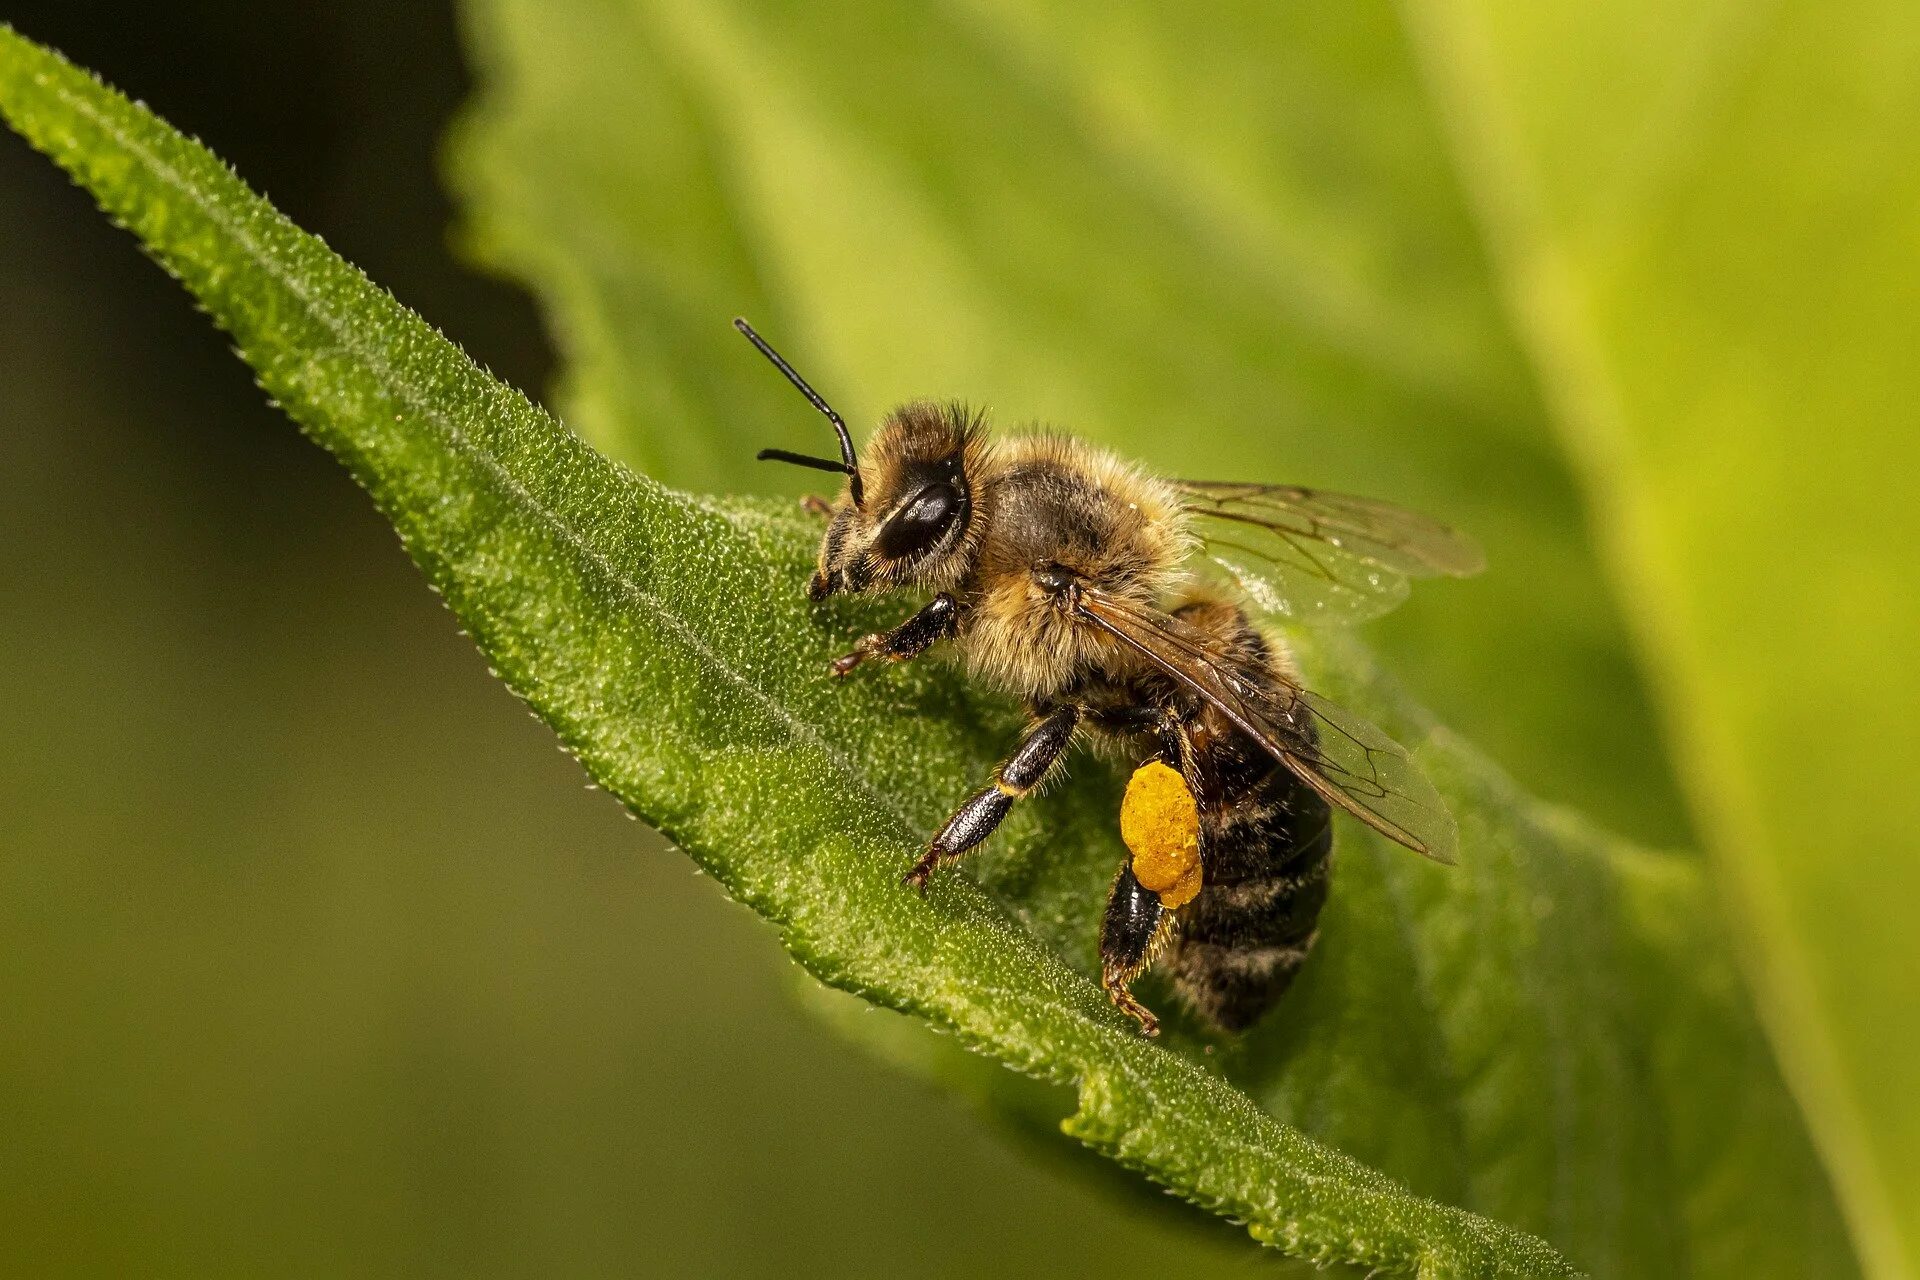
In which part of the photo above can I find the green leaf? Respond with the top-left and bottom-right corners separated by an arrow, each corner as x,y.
0,20 -> 1854,1280
1399,1 -> 1920,1274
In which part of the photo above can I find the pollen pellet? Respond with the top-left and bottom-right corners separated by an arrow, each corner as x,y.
1120,761 -> 1203,909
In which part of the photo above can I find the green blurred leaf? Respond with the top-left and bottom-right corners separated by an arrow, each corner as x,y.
0,27 -> 1577,1276
1399,0 -> 1920,1274
448,0 -> 1693,851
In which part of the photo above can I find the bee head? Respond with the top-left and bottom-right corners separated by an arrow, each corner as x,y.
736,319 -> 980,600
802,402 -> 979,599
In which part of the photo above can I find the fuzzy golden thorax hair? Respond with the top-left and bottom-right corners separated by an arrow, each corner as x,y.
952,432 -> 1195,701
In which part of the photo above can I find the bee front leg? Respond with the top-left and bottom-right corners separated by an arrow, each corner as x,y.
904,705 -> 1080,892
831,592 -> 960,677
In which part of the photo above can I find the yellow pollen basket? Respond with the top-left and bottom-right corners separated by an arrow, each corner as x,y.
1120,760 -> 1203,909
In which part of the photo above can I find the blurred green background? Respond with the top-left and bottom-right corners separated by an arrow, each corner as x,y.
5,1 -> 1919,1276
0,3 -> 1268,1276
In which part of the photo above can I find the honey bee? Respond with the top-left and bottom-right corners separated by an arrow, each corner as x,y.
738,319 -> 1482,1036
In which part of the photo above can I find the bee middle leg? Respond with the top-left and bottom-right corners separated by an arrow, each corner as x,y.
904,705 -> 1079,892
831,592 -> 959,677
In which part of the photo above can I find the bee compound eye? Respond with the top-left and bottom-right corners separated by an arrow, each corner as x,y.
873,481 -> 962,563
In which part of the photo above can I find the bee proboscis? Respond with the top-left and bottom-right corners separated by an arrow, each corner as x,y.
738,318 -> 1482,1036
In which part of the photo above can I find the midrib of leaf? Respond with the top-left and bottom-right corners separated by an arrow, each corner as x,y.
0,27 -> 1575,1278
1387,2 -> 1900,1274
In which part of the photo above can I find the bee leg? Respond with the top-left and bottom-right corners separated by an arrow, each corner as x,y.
904,705 -> 1079,892
800,494 -> 834,517
831,592 -> 960,677
1099,864 -> 1172,1037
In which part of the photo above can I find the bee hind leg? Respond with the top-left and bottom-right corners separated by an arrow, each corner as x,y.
904,705 -> 1079,892
1100,863 -> 1173,1037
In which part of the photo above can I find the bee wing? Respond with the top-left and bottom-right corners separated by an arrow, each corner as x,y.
1075,587 -> 1458,863
1176,480 -> 1484,627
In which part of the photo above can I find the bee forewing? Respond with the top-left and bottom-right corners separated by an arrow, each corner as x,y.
1176,481 -> 1483,628
1287,689 -> 1458,864
1075,587 -> 1458,863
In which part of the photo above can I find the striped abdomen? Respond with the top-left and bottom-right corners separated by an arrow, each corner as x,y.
1162,620 -> 1333,1032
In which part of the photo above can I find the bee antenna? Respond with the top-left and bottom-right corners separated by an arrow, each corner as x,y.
756,448 -> 857,476
734,317 -> 864,506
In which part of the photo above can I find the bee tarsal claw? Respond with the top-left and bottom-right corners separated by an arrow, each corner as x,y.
831,634 -> 888,678
1105,984 -> 1161,1038
901,855 -> 940,895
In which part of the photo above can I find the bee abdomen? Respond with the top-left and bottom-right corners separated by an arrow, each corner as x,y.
1167,774 -> 1332,1032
